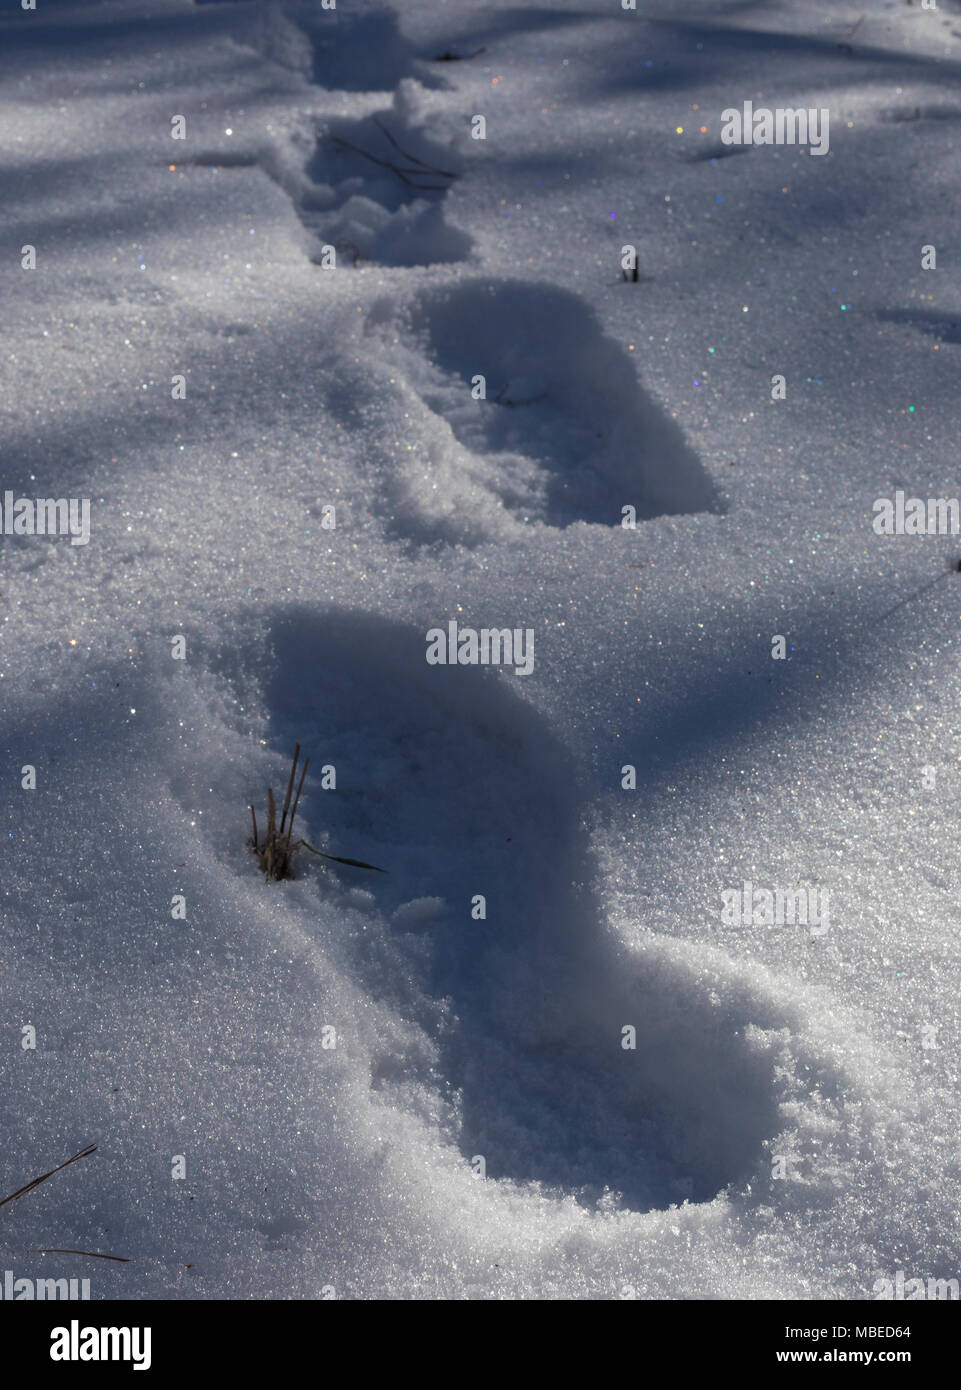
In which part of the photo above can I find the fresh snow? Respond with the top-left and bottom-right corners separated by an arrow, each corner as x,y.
1,0 -> 960,1300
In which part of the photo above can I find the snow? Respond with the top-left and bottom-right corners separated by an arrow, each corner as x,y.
1,0 -> 960,1300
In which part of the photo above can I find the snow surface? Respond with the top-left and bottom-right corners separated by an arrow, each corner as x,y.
2,0 -> 961,1299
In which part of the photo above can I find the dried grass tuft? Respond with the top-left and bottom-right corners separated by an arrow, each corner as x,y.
250,743 -> 386,881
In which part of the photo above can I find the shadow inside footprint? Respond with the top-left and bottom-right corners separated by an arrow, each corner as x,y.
396,280 -> 719,525
264,607 -> 785,1210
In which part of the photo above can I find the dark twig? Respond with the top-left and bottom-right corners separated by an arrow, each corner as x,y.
330,135 -> 419,185
0,1145 -> 97,1211
329,122 -> 457,193
285,752 -> 311,855
372,118 -> 458,178
0,1148 -> 128,1264
279,741 -> 300,837
30,1249 -> 130,1262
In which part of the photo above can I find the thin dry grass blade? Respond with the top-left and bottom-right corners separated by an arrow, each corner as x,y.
373,118 -> 458,178
330,135 -> 417,185
0,1145 -> 97,1211
329,136 -> 448,190
30,1248 -> 130,1262
300,840 -> 386,873
285,755 -> 310,851
279,742 -> 300,836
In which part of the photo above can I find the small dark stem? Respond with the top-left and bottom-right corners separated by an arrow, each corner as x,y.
0,1145 -> 97,1211
286,755 -> 310,853
372,118 -> 458,179
279,742 -> 299,836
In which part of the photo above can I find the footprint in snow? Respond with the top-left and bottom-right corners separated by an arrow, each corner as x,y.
257,605 -> 818,1212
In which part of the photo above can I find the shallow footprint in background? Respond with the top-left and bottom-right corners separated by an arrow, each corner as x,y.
369,279 -> 720,529
302,95 -> 471,267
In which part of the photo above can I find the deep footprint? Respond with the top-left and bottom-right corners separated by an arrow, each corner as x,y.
263,606 -> 790,1210
375,280 -> 719,526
